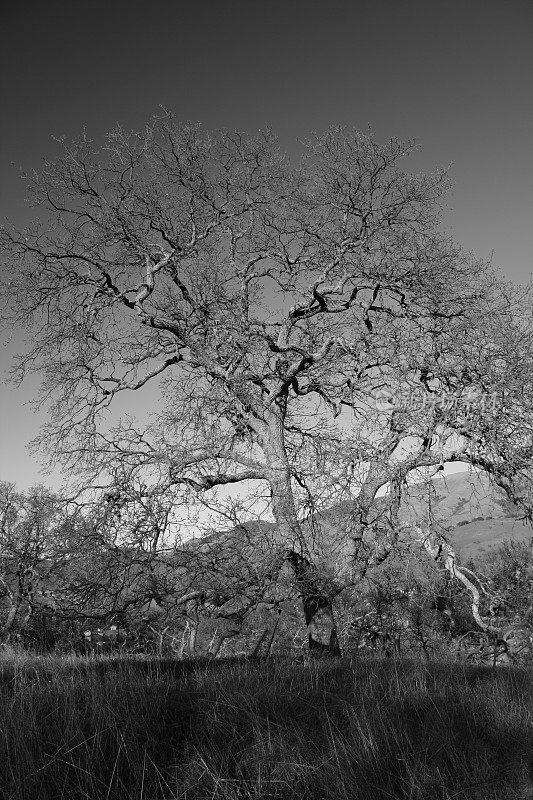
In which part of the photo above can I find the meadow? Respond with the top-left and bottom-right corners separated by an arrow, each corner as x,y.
0,651 -> 532,800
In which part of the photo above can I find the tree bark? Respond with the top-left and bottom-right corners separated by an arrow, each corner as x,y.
265,432 -> 341,658
0,591 -> 20,644
286,550 -> 341,657
180,599 -> 199,658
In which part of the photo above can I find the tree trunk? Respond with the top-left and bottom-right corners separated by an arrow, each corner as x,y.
180,599 -> 199,658
0,593 -> 20,644
266,442 -> 341,658
286,550 -> 341,657
207,628 -> 223,659
307,604 -> 341,657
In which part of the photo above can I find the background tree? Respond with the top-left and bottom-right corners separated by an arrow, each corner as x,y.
0,483 -> 70,645
2,116 -> 531,655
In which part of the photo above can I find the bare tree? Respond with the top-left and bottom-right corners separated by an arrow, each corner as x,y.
2,115 -> 529,655
0,483 -> 68,643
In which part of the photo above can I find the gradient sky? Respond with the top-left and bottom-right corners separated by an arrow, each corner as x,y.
1,0 -> 532,489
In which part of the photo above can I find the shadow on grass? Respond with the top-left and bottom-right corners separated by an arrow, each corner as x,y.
0,655 -> 531,799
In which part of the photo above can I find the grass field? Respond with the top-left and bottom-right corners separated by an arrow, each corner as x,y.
0,651 -> 532,799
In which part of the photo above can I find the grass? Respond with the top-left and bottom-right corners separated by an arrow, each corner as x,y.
0,651 -> 532,799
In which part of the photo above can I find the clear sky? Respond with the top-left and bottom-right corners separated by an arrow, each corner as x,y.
1,0 -> 532,489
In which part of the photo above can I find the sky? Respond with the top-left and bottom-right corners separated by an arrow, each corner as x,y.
1,0 -> 532,490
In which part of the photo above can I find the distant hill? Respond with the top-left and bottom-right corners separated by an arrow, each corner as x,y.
300,471 -> 532,566
399,471 -> 532,560
182,471 -> 533,579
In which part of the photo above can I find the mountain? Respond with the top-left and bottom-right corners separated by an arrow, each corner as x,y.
400,471 -> 531,560
181,471 -> 532,577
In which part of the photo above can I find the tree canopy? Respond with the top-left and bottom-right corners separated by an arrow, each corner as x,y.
2,115 -> 533,654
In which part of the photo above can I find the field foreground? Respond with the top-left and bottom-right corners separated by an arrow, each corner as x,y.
0,653 -> 532,799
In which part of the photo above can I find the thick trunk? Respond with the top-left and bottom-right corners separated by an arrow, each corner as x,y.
265,426 -> 341,658
286,550 -> 342,657
307,604 -> 341,657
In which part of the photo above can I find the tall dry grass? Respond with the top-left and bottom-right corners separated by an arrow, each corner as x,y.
0,650 -> 532,799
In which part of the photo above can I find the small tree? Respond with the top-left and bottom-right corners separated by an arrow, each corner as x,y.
0,482 -> 69,644
2,116 -> 531,655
